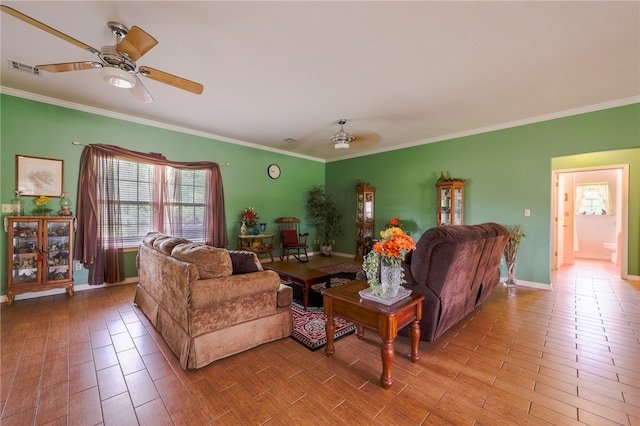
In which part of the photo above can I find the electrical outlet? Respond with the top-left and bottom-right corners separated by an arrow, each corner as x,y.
524,209 -> 531,217
2,204 -> 14,213
75,262 -> 82,271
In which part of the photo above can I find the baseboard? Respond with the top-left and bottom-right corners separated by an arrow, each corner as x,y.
500,276 -> 553,290
259,251 -> 354,263
0,277 -> 139,304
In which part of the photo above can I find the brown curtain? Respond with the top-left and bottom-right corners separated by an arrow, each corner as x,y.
74,144 -> 227,285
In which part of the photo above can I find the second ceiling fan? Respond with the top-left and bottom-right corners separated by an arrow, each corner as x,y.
1,5 -> 204,103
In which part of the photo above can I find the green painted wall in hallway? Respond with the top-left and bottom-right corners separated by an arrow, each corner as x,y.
326,104 -> 640,285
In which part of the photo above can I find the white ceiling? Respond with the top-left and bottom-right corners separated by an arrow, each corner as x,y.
1,1 -> 639,162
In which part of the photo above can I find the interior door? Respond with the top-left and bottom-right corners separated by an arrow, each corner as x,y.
555,174 -> 565,269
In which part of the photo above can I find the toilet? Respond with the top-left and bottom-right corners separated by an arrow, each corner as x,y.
603,242 -> 617,263
603,232 -> 622,264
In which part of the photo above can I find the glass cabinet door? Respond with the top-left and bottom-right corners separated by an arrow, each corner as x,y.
453,187 -> 463,225
364,193 -> 374,222
440,188 -> 451,225
11,220 -> 40,284
46,220 -> 71,281
437,180 -> 465,226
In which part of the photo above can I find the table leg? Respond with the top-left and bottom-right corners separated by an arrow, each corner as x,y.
302,283 -> 309,310
356,324 -> 365,339
380,339 -> 394,389
325,312 -> 335,356
409,319 -> 420,362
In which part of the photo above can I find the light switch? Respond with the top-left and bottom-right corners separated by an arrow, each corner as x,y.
524,209 -> 531,217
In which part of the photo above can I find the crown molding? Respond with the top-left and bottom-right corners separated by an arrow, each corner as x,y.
0,86 -> 326,163
2,86 -> 636,164
328,96 -> 640,162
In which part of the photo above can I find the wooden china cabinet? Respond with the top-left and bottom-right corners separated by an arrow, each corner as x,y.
5,216 -> 75,305
354,182 -> 375,261
436,180 -> 466,226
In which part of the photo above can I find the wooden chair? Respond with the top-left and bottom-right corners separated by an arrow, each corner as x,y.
275,217 -> 309,262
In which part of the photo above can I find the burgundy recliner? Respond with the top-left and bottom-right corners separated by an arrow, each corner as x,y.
400,223 -> 509,342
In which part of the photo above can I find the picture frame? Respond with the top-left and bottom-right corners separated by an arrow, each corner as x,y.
16,155 -> 64,197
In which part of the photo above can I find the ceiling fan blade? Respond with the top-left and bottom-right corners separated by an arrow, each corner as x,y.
116,26 -> 157,61
0,5 -> 100,55
138,66 -> 204,95
37,61 -> 101,73
130,76 -> 154,103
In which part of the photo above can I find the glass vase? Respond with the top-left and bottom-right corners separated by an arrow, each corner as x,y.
380,259 -> 402,298
505,260 -> 517,287
11,191 -> 24,216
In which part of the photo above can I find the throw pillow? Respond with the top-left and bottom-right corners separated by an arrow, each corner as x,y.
171,243 -> 232,279
228,250 -> 264,274
281,229 -> 298,245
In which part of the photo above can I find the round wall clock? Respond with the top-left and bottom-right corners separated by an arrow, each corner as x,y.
267,164 -> 281,179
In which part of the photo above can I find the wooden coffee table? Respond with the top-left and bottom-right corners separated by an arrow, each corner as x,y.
263,261 -> 331,310
322,280 -> 424,389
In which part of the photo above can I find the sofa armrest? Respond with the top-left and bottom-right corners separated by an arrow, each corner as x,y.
189,270 -> 281,310
277,283 -> 292,308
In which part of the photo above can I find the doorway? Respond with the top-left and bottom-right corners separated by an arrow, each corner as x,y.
552,164 -> 629,279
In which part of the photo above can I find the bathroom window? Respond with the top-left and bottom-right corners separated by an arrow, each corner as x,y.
576,182 -> 613,215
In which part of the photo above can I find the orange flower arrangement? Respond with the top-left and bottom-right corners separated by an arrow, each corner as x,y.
363,226 -> 416,296
372,227 -> 416,262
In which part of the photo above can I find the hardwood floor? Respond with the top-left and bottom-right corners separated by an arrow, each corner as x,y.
1,257 -> 638,425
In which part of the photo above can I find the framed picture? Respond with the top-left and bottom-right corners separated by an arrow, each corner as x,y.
16,155 -> 64,197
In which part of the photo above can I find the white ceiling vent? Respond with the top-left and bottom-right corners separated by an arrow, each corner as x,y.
8,59 -> 40,75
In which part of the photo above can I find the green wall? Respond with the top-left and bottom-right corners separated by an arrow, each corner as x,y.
326,104 -> 640,285
0,94 -> 324,295
1,94 -> 638,296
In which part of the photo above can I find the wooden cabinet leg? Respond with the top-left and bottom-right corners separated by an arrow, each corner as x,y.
7,292 -> 15,306
380,339 -> 394,389
67,285 -> 74,297
356,324 -> 365,339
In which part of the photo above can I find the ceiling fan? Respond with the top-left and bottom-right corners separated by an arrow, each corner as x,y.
1,5 -> 204,103
330,119 -> 380,150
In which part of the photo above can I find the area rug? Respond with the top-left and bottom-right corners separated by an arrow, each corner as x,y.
285,263 -> 363,350
290,302 -> 356,351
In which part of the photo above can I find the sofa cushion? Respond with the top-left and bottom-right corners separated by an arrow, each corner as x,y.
228,250 -> 263,274
156,237 -> 190,255
143,231 -> 166,247
171,243 -> 232,278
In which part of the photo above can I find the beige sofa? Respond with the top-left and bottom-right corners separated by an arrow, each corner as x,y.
134,232 -> 292,369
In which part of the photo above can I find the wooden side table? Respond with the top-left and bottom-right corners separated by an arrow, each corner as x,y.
322,280 -> 424,389
237,234 -> 275,262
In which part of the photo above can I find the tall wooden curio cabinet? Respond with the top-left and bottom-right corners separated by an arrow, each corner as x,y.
436,180 -> 466,226
354,183 -> 375,261
5,216 -> 75,305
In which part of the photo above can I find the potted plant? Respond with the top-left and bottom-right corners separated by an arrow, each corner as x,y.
306,185 -> 343,256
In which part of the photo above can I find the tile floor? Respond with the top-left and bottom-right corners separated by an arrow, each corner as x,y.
1,258 -> 638,425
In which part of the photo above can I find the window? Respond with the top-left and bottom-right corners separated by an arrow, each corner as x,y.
576,182 -> 613,215
99,158 -> 208,247
76,143 -> 226,285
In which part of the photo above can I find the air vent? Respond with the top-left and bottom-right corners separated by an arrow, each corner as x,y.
8,59 -> 40,75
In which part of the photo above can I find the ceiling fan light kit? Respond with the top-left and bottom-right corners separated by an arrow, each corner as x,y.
100,67 -> 136,88
0,5 -> 203,102
331,119 -> 355,149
